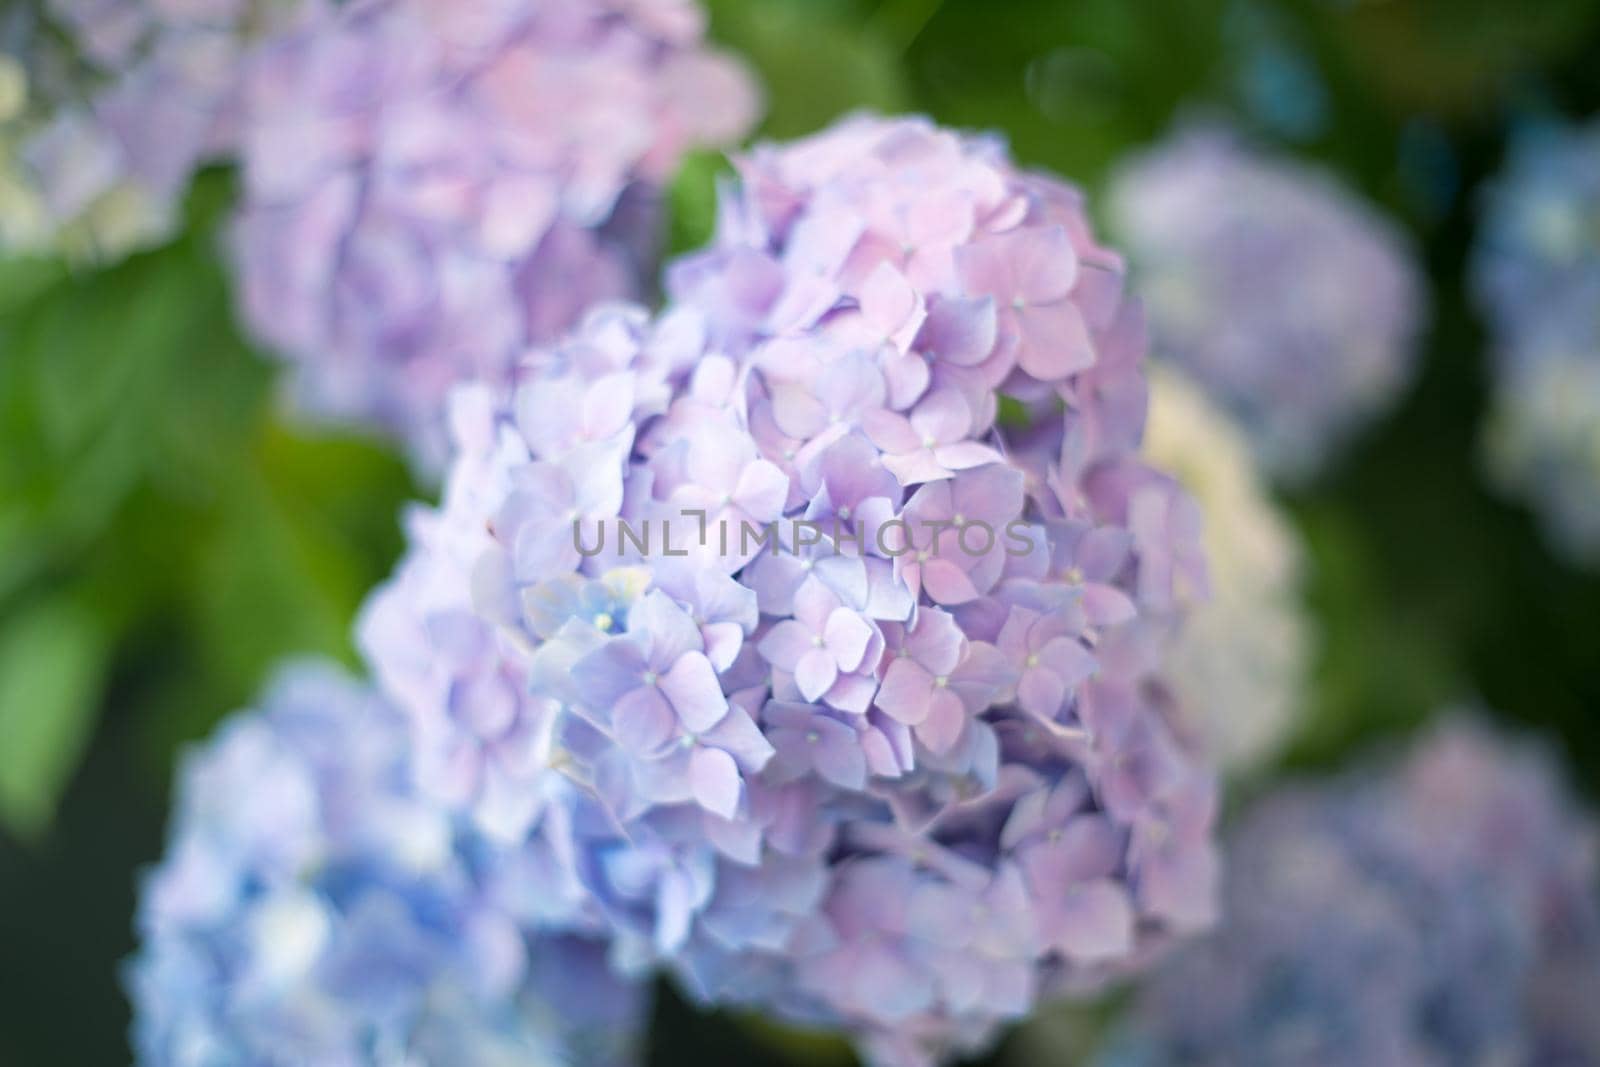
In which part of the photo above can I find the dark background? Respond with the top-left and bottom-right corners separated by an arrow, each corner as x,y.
1,0 -> 1597,1062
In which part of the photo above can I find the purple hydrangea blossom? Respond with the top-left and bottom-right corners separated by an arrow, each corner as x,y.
1109,125 -> 1426,482
759,577 -> 881,706
1,1 -> 265,258
1097,719 -> 1600,1067
1142,366 -> 1311,773
872,608 -> 972,754
3,0 -> 317,259
46,0 -> 277,168
127,661 -> 644,1067
1472,119 -> 1600,565
362,114 -> 1220,1066
231,0 -> 759,467
358,307 -> 701,843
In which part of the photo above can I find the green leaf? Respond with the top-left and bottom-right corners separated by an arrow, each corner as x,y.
28,264 -> 173,456
667,150 -> 734,256
737,1015 -> 856,1066
189,471 -> 356,699
707,0 -> 911,139
996,395 -> 1030,429
0,592 -> 111,838
160,419 -> 408,743
902,0 -> 1229,187
0,186 -> 273,608
0,256 -> 67,317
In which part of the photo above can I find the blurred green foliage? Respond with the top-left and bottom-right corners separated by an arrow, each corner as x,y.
0,174 -> 415,836
707,0 -> 912,138
1,1 -> 1598,1064
0,591 -> 109,835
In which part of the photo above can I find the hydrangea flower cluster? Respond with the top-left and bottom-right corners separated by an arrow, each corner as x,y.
231,0 -> 759,466
1109,126 -> 1426,482
1100,719 -> 1600,1067
1142,366 -> 1310,773
1473,119 -> 1600,565
0,43 -> 61,252
127,662 -> 643,1067
0,9 -> 158,258
0,0 -> 302,260
362,114 -> 1221,1067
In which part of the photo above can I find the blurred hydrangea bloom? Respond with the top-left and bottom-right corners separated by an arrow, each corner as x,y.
128,662 -> 643,1067
1473,119 -> 1600,564
0,50 -> 58,252
232,0 -> 759,466
1143,366 -> 1310,773
362,115 -> 1221,1066
0,5 -> 178,259
1101,719 -> 1600,1067
0,0 -> 308,260
1110,126 -> 1426,482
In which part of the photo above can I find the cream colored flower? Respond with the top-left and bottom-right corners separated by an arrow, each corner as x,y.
1145,365 -> 1312,772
